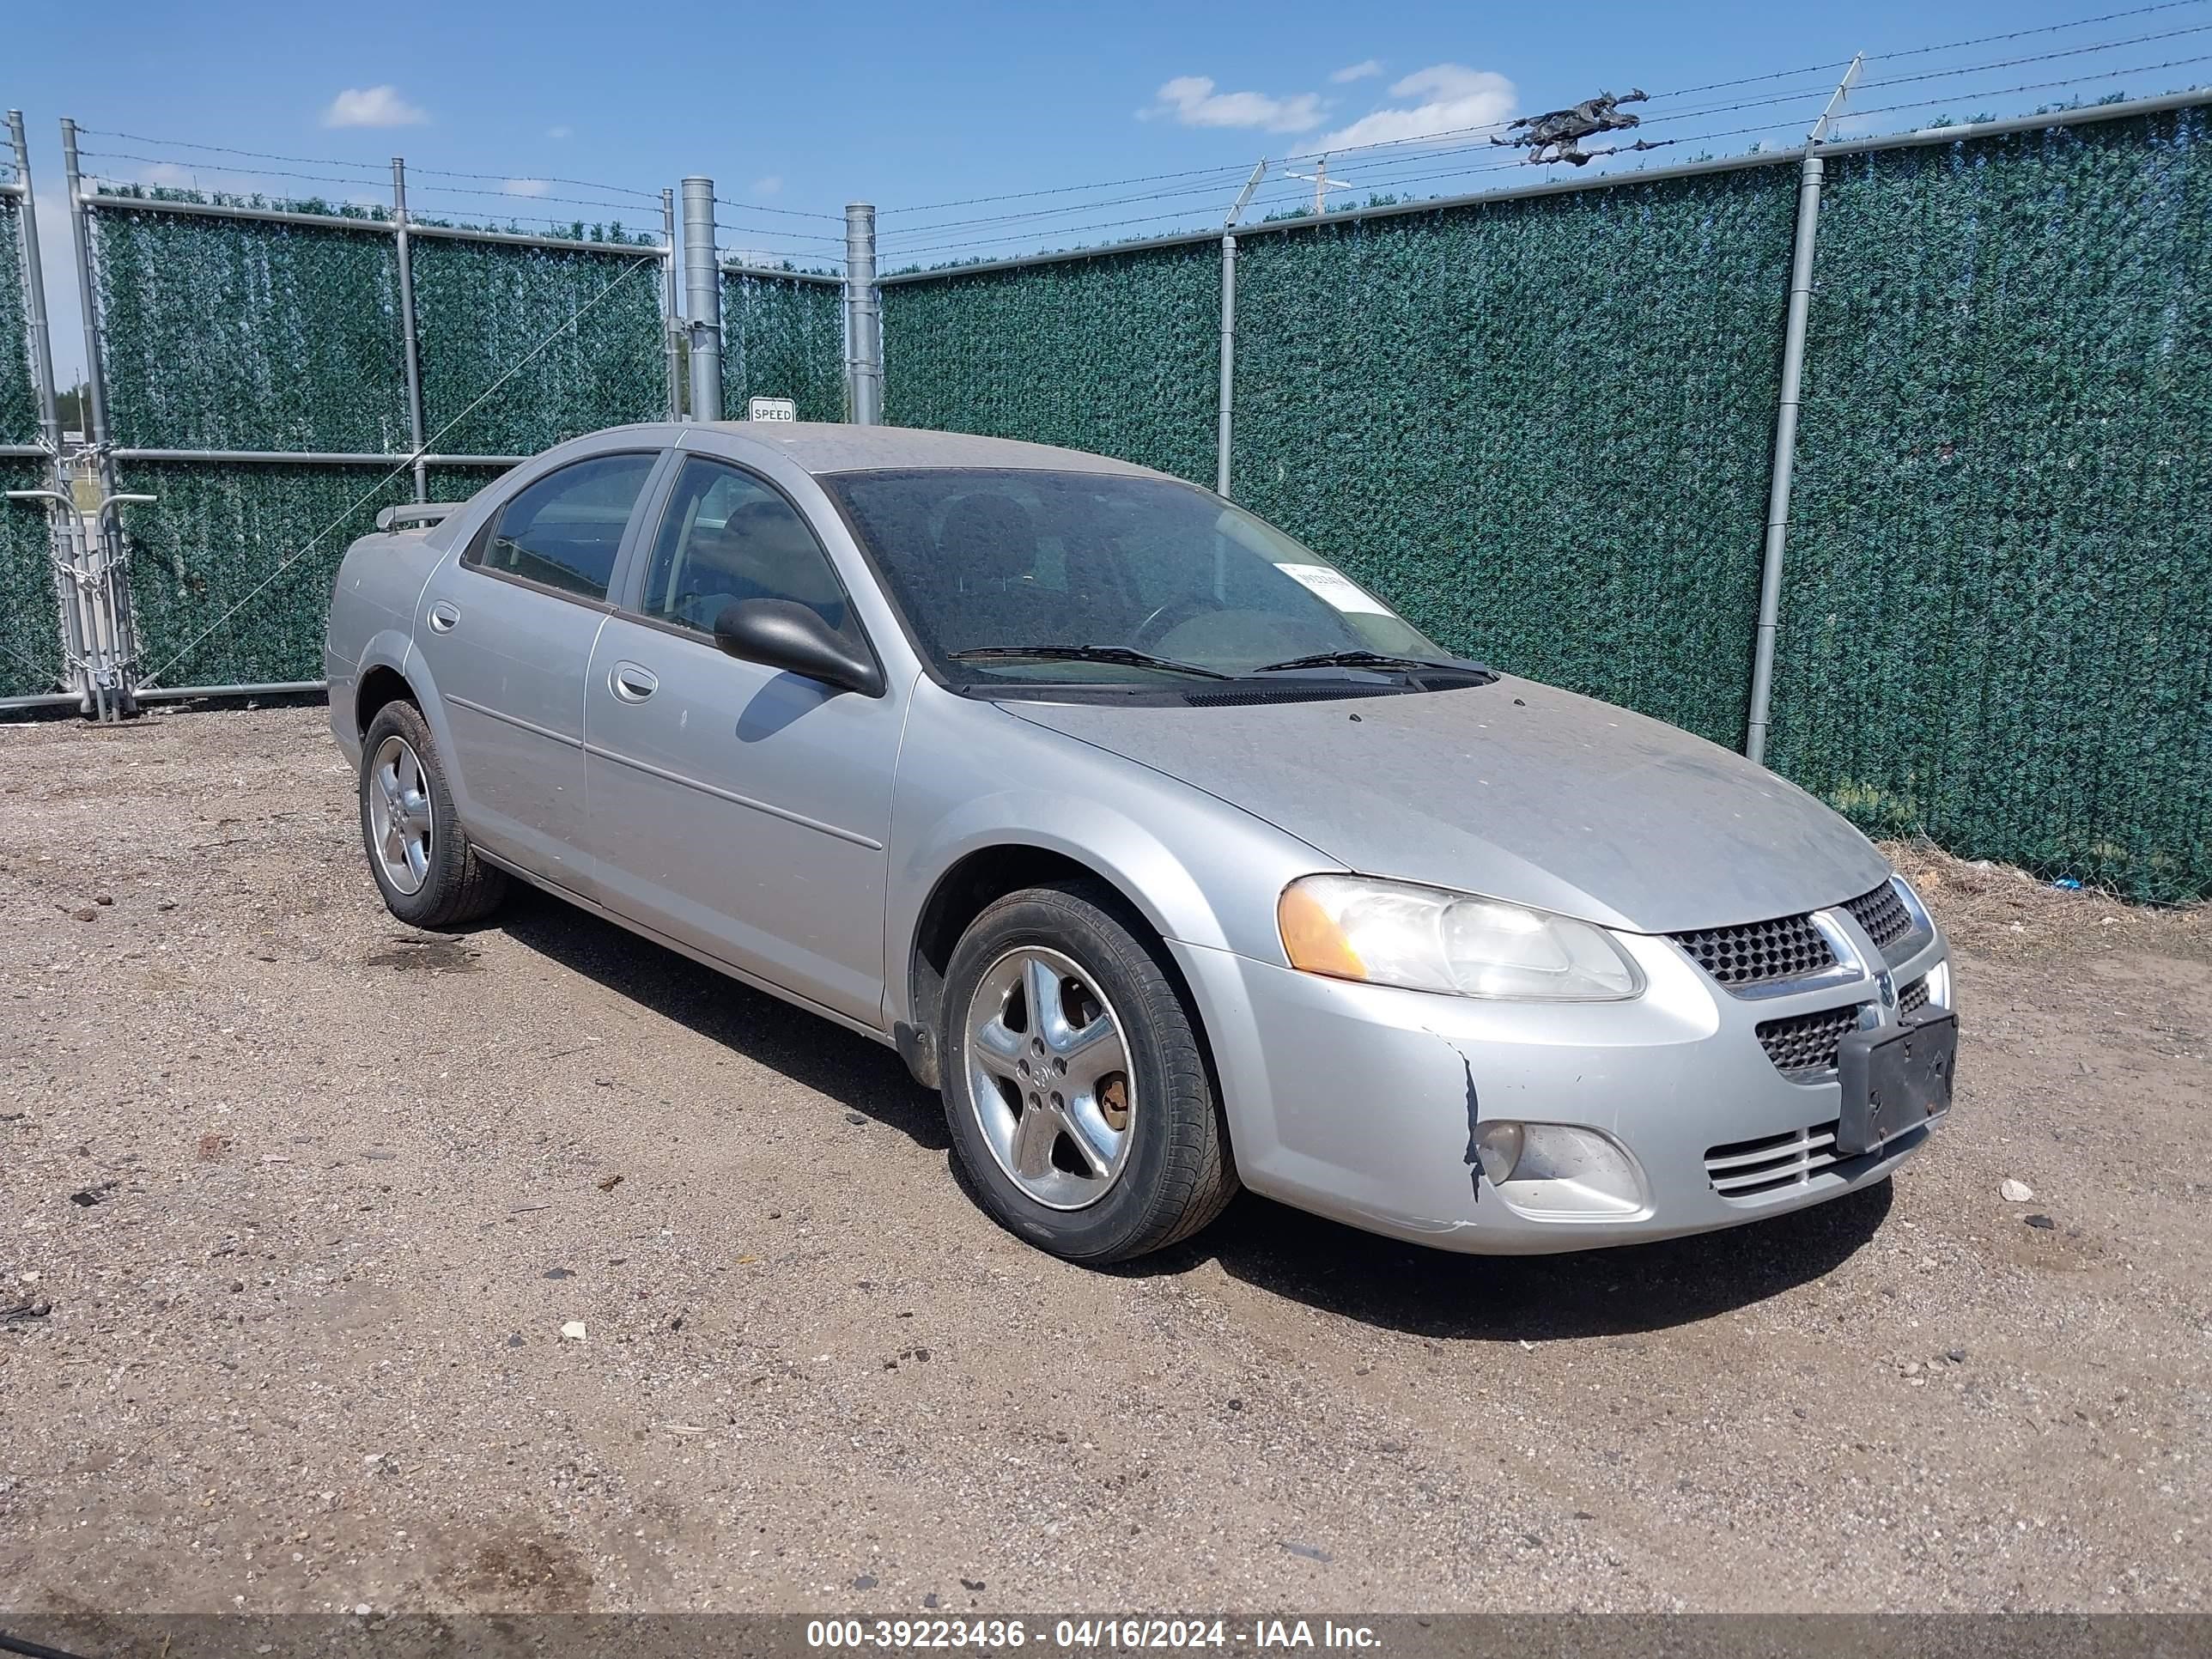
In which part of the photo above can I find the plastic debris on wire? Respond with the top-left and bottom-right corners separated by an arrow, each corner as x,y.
1491,88 -> 1673,167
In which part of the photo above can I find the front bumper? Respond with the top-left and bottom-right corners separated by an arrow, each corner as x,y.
1170,915 -> 1950,1255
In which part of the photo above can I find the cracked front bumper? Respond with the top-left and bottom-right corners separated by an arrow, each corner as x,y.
1170,922 -> 1949,1255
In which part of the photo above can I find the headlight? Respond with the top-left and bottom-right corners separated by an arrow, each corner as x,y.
1278,874 -> 1644,1000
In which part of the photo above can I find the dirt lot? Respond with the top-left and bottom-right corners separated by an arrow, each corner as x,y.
1,702 -> 2206,1615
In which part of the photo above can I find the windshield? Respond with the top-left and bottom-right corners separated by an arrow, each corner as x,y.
823,468 -> 1463,687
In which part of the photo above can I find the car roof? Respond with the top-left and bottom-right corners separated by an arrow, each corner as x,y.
675,422 -> 1170,480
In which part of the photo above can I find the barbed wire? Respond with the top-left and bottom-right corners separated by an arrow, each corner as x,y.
75,129 -> 669,204
77,153 -> 684,240
881,60 -> 2209,265
878,0 -> 2212,234
1868,0 -> 2207,60
882,31 -> 2212,264
710,194 -> 847,222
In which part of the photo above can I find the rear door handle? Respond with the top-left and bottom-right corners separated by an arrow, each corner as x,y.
426,600 -> 460,634
610,661 -> 659,703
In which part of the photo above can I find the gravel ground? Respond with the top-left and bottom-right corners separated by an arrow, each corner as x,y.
1,702 -> 2205,1615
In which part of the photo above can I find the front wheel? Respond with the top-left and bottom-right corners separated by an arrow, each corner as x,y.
939,880 -> 1237,1263
358,700 -> 507,928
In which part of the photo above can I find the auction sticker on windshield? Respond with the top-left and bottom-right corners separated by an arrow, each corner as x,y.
1277,563 -> 1393,615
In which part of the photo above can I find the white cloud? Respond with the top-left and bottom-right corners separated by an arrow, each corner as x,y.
320,85 -> 429,129
1142,75 -> 1325,134
750,174 -> 783,196
503,178 -> 551,197
1331,59 -> 1384,83
141,161 -> 196,188
545,125 -> 573,140
1315,63 -> 1515,152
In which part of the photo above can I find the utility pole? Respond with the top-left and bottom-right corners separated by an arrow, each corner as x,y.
1282,153 -> 1353,216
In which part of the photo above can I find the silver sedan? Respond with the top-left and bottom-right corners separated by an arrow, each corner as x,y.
325,423 -> 1956,1262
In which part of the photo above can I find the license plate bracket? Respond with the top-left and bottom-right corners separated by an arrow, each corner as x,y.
1836,1009 -> 1957,1158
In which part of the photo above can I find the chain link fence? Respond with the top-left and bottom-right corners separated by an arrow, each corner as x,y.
6,100 -> 2208,898
0,191 -> 37,441
884,241 -> 1223,483
1774,105 -> 2212,902
880,99 -> 2212,902
71,220 -> 837,695
1,185 -> 64,699
93,202 -> 412,452
722,268 -> 846,422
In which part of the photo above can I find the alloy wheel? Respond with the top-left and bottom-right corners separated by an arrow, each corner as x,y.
367,734 -> 434,896
963,945 -> 1135,1210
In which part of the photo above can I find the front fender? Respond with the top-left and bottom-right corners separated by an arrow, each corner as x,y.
883,696 -> 1338,1031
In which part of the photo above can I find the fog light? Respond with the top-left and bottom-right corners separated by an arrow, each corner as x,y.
1925,961 -> 1954,1012
1474,1121 -> 1523,1185
1478,1121 -> 1647,1218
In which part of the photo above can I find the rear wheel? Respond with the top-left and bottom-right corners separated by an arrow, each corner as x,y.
939,880 -> 1236,1262
358,700 -> 507,928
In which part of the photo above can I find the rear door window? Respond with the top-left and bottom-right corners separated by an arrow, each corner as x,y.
467,453 -> 659,602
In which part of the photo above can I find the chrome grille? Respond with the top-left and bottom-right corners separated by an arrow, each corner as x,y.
1844,881 -> 1913,953
1898,975 -> 1929,1018
1756,1003 -> 1864,1079
1705,1119 -> 1843,1197
1672,911 -> 1836,988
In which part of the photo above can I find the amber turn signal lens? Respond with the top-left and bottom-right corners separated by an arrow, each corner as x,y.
1278,883 -> 1367,981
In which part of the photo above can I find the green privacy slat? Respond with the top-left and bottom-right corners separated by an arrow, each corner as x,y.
114,460 -> 512,689
0,459 -> 64,698
0,198 -> 39,444
721,272 -> 845,421
1771,107 -> 2212,904
881,241 -> 1222,483
411,238 -> 665,455
91,204 -> 410,452
1230,169 -> 1797,750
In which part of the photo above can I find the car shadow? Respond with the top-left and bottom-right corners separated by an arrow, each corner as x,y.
495,885 -> 949,1151
1146,1176 -> 1893,1342
491,888 -> 1888,1337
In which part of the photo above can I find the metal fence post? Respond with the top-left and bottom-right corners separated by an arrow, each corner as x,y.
58,120 -> 110,450
844,204 -> 881,426
1216,161 -> 1267,498
58,117 -> 139,719
1745,57 -> 1861,766
6,109 -> 82,708
662,187 -> 683,419
680,178 -> 722,422
7,112 -> 61,461
391,157 -> 428,502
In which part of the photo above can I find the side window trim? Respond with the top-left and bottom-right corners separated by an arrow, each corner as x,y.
455,447 -> 672,610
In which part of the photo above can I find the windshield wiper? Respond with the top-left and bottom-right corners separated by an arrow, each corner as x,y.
949,644 -> 1232,680
1250,648 -> 1493,678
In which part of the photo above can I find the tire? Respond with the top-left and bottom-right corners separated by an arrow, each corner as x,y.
357,699 -> 507,928
938,879 -> 1237,1263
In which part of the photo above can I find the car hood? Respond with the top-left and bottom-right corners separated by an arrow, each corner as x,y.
1001,676 -> 1890,935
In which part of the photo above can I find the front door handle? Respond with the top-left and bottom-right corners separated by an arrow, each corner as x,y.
426,600 -> 460,634
610,661 -> 659,703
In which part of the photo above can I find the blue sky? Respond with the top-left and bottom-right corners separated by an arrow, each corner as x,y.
13,0 -> 2209,379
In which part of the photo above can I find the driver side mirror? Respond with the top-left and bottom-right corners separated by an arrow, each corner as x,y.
713,599 -> 884,697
